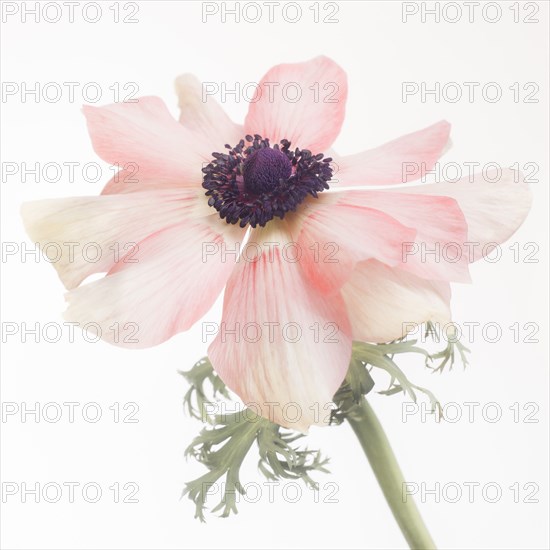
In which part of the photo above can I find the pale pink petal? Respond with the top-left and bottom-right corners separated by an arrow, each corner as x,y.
83,97 -> 211,194
244,56 -> 347,153
405,169 -> 532,261
21,190 -> 208,290
63,221 -> 243,348
342,260 -> 451,343
175,73 -> 244,151
327,189 -> 471,283
332,121 -> 451,186
297,197 -> 416,293
208,224 -> 352,432
101,167 -> 148,195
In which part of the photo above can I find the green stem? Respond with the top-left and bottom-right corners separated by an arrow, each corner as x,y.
347,398 -> 436,550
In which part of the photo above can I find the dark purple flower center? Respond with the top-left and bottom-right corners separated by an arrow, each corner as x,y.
242,147 -> 292,195
202,135 -> 333,228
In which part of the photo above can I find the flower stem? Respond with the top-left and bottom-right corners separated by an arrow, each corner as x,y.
346,398 -> 436,550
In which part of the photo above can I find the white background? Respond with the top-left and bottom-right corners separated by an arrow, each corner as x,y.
1,1 -> 549,549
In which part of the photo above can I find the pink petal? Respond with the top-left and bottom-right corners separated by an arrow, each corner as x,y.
244,56 -> 347,153
83,97 -> 210,194
405,169 -> 532,261
21,190 -> 207,290
63,221 -> 243,348
342,260 -> 452,343
328,189 -> 471,283
175,73 -> 244,151
297,197 -> 417,293
332,120 -> 451,186
208,224 -> 352,432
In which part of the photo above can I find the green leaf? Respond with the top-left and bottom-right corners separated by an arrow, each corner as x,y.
180,320 -> 473,519
180,362 -> 330,521
180,357 -> 230,422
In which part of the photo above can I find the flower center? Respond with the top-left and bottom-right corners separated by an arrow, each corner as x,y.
202,135 -> 333,228
242,147 -> 292,195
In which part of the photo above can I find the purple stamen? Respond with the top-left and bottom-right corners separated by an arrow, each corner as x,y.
202,135 -> 333,228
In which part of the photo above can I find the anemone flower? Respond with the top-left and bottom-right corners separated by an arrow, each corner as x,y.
22,56 -> 531,432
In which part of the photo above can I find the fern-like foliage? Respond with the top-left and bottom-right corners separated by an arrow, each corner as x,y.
180,322 -> 470,520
